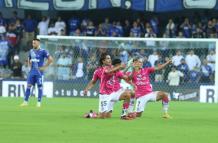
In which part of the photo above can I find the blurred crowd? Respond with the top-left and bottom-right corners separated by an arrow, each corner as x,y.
0,11 -> 216,84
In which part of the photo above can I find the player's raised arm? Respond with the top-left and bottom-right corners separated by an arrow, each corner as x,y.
104,63 -> 125,74
155,59 -> 172,71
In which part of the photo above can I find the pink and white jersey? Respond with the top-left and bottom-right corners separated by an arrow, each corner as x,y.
99,66 -> 124,95
92,67 -> 104,82
132,67 -> 155,98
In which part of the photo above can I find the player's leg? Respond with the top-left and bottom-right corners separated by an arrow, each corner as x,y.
118,90 -> 133,119
20,74 -> 35,106
121,82 -> 135,113
98,94 -> 111,119
128,90 -> 135,113
155,91 -> 172,119
106,101 -> 116,118
134,95 -> 149,117
36,75 -> 43,107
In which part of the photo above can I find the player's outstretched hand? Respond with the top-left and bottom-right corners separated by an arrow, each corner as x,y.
120,63 -> 126,70
83,89 -> 88,96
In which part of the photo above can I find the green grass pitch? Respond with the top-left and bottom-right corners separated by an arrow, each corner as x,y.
0,97 -> 218,143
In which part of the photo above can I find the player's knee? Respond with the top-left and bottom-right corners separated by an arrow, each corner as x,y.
162,94 -> 169,103
130,91 -> 135,98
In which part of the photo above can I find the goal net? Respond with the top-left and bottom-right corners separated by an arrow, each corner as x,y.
38,35 -> 218,102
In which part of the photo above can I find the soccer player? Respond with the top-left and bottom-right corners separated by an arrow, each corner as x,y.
100,58 -> 134,119
20,38 -> 53,107
83,54 -> 109,117
131,57 -> 172,119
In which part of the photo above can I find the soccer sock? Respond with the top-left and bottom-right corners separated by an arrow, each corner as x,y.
128,98 -> 135,113
162,96 -> 169,113
121,102 -> 129,117
38,85 -> 43,102
24,86 -> 31,102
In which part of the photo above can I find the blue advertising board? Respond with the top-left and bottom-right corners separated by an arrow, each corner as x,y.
0,0 -> 218,11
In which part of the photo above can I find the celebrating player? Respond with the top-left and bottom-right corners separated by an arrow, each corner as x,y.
99,58 -> 135,119
131,57 -> 172,119
83,53 -> 111,118
20,38 -> 53,107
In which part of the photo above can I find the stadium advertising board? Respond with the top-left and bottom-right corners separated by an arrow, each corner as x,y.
53,81 -> 98,98
1,0 -> 218,11
200,86 -> 217,103
2,80 -> 53,98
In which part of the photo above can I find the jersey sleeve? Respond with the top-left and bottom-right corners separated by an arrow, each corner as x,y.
92,70 -> 99,82
116,71 -> 125,78
145,67 -> 155,74
43,50 -> 50,59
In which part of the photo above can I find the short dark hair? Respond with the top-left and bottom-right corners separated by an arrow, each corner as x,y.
99,53 -> 109,66
33,38 -> 40,42
112,58 -> 121,65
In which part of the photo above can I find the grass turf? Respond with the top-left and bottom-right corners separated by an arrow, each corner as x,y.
0,97 -> 217,143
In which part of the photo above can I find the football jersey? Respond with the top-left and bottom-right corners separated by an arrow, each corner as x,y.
29,48 -> 49,75
132,67 -> 155,98
92,66 -> 104,82
99,66 -> 124,95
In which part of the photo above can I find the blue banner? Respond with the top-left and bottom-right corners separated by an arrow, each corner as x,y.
0,0 -> 218,11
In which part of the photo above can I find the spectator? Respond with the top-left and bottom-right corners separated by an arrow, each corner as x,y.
130,21 -> 141,37
0,12 -> 6,26
55,16 -> 66,35
9,11 -> 19,24
37,16 -> 50,35
22,14 -> 37,45
6,23 -> 19,63
119,48 -> 128,64
177,31 -> 184,38
200,59 -> 212,83
123,20 -> 131,37
102,17 -> 111,34
150,16 -> 159,35
143,56 -> 151,68
115,21 -> 123,37
206,50 -> 215,73
165,18 -> 176,38
0,22 -> 6,36
172,50 -> 184,67
56,53 -> 72,80
95,24 -> 106,36
205,20 -> 216,38
177,58 -> 189,83
148,50 -> 159,67
180,18 -> 192,38
11,55 -> 22,78
68,17 -> 80,35
84,21 -> 95,36
86,55 -> 98,80
22,60 -> 29,79
185,50 -> 201,70
154,54 -> 164,82
192,26 -> 204,38
189,67 -> 200,83
48,22 -> 58,35
167,66 -> 184,98
75,57 -> 84,79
